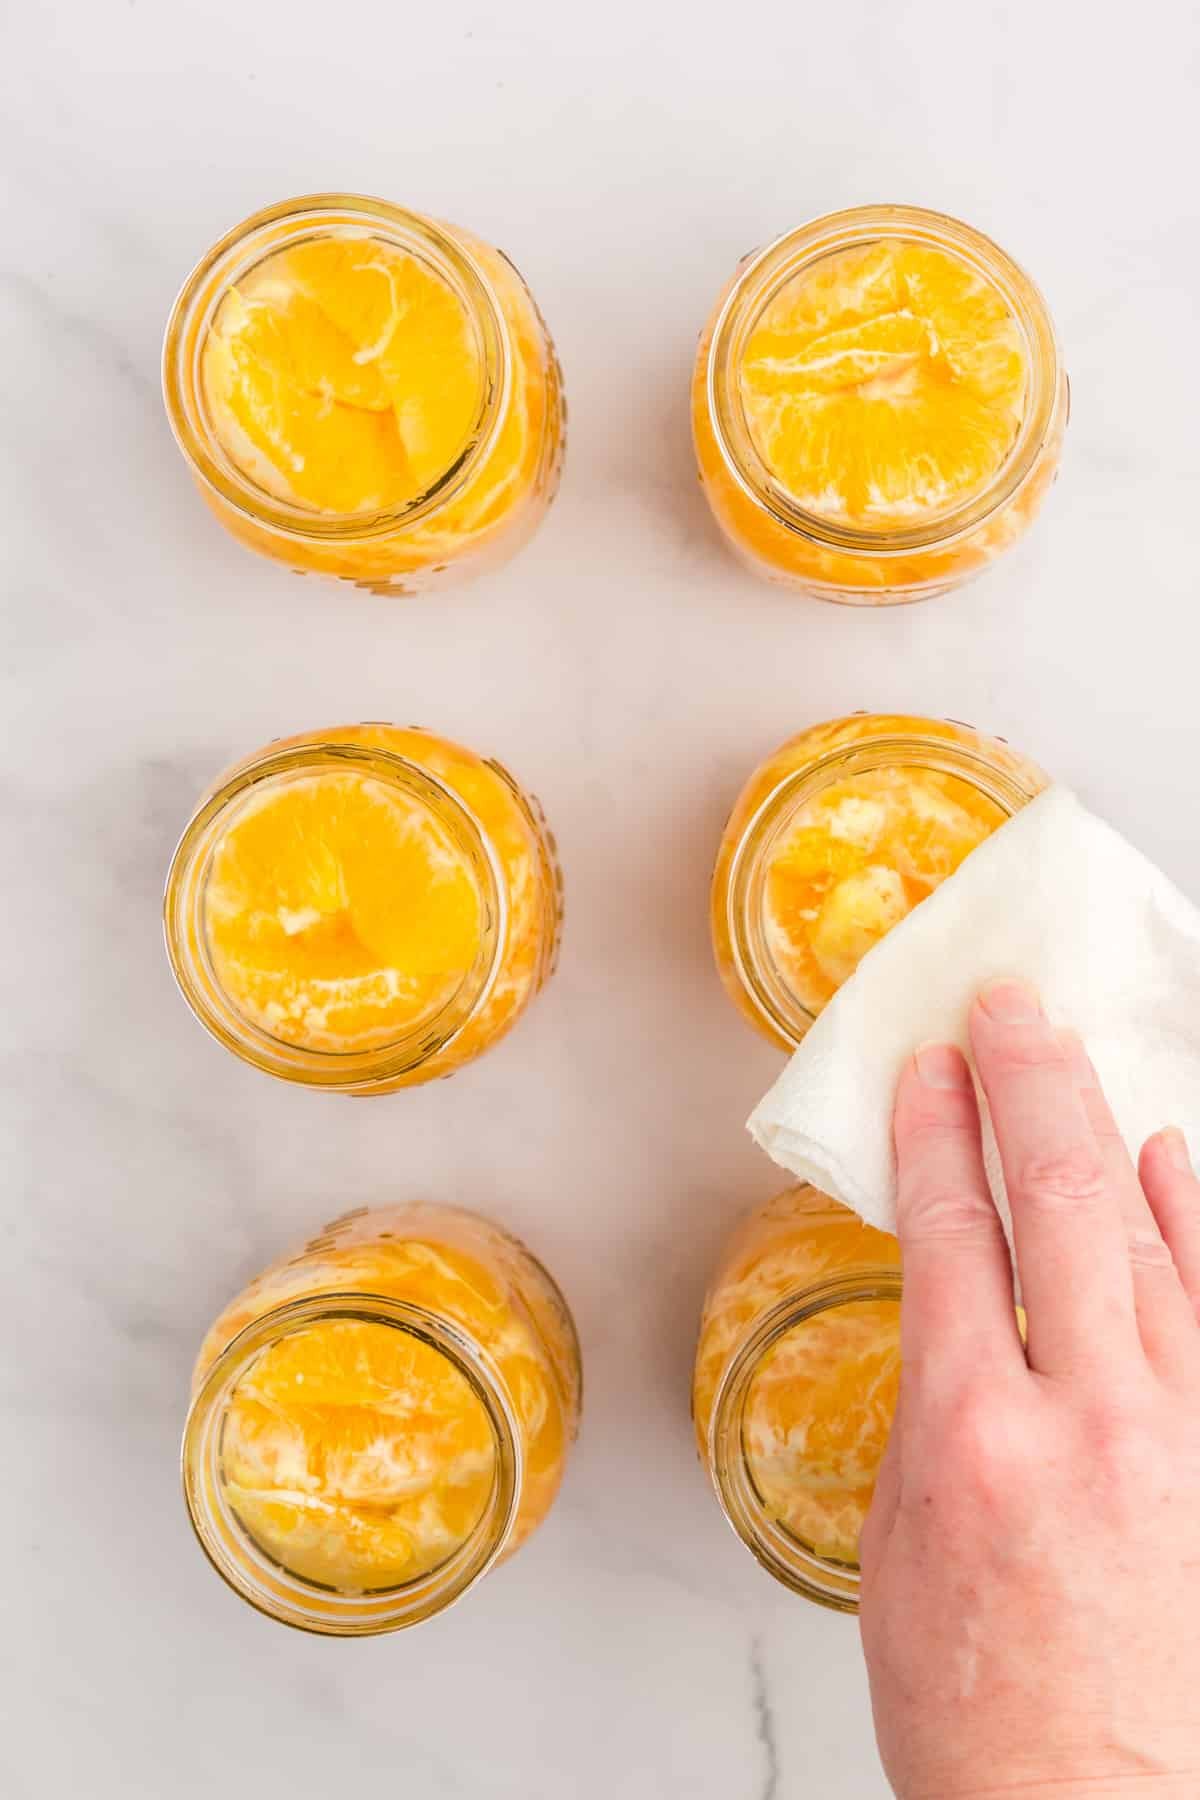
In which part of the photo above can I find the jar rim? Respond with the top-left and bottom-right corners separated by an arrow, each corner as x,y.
705,203 -> 1063,556
161,193 -> 511,541
723,718 -> 1044,1050
707,1268 -> 903,1614
163,731 -> 509,1089
182,1291 -> 523,1635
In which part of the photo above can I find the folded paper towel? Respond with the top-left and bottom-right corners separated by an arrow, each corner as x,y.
748,785 -> 1200,1238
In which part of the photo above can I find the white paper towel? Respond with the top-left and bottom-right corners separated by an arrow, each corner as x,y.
748,786 -> 1200,1235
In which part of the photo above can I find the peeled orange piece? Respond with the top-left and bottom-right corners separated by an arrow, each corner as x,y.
692,1188 -> 902,1569
740,239 -> 1027,525
222,1320 -> 496,1591
745,1298 -> 900,1564
204,771 -> 483,1053
765,765 -> 1004,1013
201,236 -> 483,514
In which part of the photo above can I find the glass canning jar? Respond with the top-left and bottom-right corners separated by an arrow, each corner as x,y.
163,194 -> 564,593
692,205 -> 1068,604
164,724 -> 562,1091
693,1184 -> 901,1612
184,1202 -> 582,1634
712,713 -> 1047,1049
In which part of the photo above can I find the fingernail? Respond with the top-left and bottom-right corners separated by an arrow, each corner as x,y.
1160,1127 -> 1193,1172
978,978 -> 1043,1024
913,1043 -> 972,1090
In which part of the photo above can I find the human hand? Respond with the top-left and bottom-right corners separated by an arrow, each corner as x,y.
859,979 -> 1200,1799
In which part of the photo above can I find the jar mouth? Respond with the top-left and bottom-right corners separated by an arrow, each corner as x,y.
163,734 -> 508,1089
162,193 -> 511,540
725,726 -> 1040,1049
182,1293 -> 523,1635
707,1270 -> 902,1613
706,204 -> 1062,556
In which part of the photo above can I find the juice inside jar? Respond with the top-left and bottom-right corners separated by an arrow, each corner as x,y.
739,238 -> 1027,528
221,1318 -> 497,1590
200,235 -> 485,515
202,766 -> 484,1054
764,762 -> 1006,1016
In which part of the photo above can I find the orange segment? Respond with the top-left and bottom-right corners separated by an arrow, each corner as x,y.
192,1204 -> 582,1611
201,236 -> 483,514
744,1298 -> 900,1564
693,1189 -> 902,1571
765,766 -> 1004,1011
204,771 -> 483,1053
740,239 -> 1027,525
748,241 -> 904,343
222,1320 -> 496,1590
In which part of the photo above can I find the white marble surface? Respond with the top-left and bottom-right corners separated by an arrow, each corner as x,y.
5,2 -> 1200,1794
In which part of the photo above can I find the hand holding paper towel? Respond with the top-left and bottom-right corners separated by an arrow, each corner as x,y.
748,786 -> 1200,1236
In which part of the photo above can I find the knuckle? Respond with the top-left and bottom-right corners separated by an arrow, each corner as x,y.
1018,1144 -> 1108,1212
1085,1380 -> 1149,1442
1081,1391 -> 1163,1503
899,1113 -> 977,1153
901,1183 -> 999,1244
941,1386 -> 1025,1501
1127,1229 -> 1175,1271
899,1082 -> 979,1126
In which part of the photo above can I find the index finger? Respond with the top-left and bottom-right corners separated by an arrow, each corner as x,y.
893,1043 -> 1025,1393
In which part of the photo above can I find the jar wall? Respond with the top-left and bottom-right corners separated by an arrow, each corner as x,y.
693,1185 -> 901,1609
711,713 -> 1047,1048
692,207 -> 1068,604
344,726 -> 563,1088
186,1202 -> 582,1630
164,197 -> 565,593
164,723 -> 563,1090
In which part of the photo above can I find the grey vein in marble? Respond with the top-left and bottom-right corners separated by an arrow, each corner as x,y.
750,1635 -> 780,1800
0,265 -> 156,402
